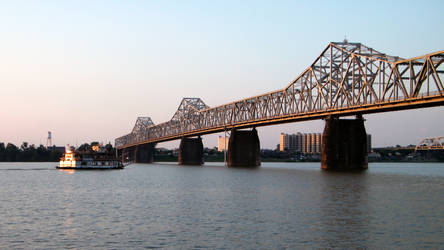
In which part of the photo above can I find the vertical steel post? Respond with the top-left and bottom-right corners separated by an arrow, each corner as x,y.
224,128 -> 227,167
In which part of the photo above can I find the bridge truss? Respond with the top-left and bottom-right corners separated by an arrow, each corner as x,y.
416,137 -> 444,151
116,42 -> 444,149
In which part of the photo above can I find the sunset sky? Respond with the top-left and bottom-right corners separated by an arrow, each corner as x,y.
1,0 -> 443,149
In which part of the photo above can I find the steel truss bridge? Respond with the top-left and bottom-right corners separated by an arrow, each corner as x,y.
116,42 -> 444,149
416,137 -> 444,151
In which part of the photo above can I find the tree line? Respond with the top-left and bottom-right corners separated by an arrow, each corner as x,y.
0,142 -> 115,162
0,142 -> 63,162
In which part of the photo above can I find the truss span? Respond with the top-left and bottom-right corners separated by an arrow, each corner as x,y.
116,42 -> 444,149
416,137 -> 444,151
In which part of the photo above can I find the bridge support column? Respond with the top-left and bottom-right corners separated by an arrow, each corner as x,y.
117,148 -> 123,162
227,128 -> 261,167
134,144 -> 155,163
321,115 -> 368,171
118,147 -> 135,162
178,137 -> 204,165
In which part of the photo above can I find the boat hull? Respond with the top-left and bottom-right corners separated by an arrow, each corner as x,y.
57,160 -> 124,170
56,166 -> 124,170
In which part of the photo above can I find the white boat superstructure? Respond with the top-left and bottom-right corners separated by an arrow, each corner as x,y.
57,146 -> 123,170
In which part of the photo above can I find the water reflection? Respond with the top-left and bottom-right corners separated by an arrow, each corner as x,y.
61,174 -> 76,237
318,171 -> 370,248
59,169 -> 75,174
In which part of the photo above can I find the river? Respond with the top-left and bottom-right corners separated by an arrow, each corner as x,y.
0,162 -> 443,249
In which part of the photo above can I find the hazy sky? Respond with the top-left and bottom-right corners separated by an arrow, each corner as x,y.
1,0 -> 443,149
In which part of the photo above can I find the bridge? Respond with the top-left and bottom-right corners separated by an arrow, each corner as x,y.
116,41 -> 444,170
416,137 -> 444,151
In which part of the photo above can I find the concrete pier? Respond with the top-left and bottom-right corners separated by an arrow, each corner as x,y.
178,137 -> 204,165
321,115 -> 368,171
227,128 -> 261,167
134,143 -> 155,163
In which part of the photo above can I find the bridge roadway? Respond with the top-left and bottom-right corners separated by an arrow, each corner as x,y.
115,42 -> 444,169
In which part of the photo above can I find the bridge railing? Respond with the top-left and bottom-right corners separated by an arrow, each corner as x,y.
116,42 -> 444,149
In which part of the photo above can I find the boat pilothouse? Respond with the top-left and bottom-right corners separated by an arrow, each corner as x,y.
57,144 -> 124,169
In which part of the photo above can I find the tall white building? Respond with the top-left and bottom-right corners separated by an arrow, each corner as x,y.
280,132 -> 371,153
280,132 -> 322,153
279,133 -> 288,151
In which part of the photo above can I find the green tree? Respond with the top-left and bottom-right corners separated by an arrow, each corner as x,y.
105,143 -> 114,154
5,143 -> 19,161
77,143 -> 91,152
0,142 -> 5,161
36,144 -> 50,161
28,144 -> 38,161
49,149 -> 62,162
20,142 -> 31,161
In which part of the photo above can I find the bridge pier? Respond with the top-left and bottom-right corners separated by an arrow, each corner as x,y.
117,144 -> 155,163
227,128 -> 261,167
117,148 -> 123,161
118,147 -> 134,162
134,143 -> 155,163
178,136 -> 204,165
321,115 -> 368,171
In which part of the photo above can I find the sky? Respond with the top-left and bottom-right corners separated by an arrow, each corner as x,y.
0,0 -> 443,149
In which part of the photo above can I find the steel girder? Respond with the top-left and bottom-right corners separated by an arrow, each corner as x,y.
116,42 -> 444,149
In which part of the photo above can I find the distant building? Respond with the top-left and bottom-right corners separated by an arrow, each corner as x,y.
280,132 -> 372,153
217,136 -> 229,152
280,132 -> 322,154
